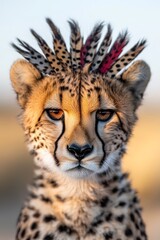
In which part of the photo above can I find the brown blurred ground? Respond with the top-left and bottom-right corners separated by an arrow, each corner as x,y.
0,105 -> 160,240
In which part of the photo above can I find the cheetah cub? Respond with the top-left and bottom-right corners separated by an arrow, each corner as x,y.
10,19 -> 151,240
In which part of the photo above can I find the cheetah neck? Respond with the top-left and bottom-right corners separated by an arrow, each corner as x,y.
27,166 -> 131,231
33,166 -> 123,198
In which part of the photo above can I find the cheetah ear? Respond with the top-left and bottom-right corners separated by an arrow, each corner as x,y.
10,59 -> 42,108
122,60 -> 151,109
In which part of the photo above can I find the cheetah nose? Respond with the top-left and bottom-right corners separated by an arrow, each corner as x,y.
67,143 -> 93,161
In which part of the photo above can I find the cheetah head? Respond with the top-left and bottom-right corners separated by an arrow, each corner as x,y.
10,20 -> 151,178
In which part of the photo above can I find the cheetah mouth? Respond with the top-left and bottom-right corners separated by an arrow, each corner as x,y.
65,164 -> 94,176
60,160 -> 98,176
67,165 -> 91,171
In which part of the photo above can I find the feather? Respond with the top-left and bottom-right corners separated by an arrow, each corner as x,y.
68,20 -> 83,71
30,29 -> 63,72
107,40 -> 146,77
91,24 -> 112,71
99,31 -> 129,74
46,18 -> 71,69
12,19 -> 147,77
81,23 -> 104,67
11,39 -> 54,75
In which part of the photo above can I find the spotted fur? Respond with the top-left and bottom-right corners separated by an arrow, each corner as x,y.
10,19 -> 151,240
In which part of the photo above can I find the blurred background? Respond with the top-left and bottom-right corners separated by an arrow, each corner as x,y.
0,0 -> 160,239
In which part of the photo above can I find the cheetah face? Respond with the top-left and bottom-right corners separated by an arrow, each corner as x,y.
42,76 -> 127,179
28,73 -> 126,178
10,60 -> 150,178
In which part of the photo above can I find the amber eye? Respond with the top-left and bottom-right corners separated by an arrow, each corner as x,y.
46,109 -> 64,121
96,109 -> 114,122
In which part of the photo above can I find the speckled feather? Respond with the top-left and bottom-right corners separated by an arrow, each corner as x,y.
12,19 -> 146,77
68,20 -> 83,71
99,31 -> 129,74
11,39 -> 54,75
80,23 -> 104,66
91,24 -> 112,72
46,18 -> 71,70
30,29 -> 63,73
107,40 -> 146,78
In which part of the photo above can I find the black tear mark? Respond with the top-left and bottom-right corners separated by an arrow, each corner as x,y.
54,119 -> 65,166
95,120 -> 106,167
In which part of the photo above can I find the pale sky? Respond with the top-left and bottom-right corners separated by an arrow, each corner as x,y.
1,0 -> 160,106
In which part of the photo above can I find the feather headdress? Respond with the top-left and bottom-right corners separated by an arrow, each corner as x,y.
12,18 -> 146,77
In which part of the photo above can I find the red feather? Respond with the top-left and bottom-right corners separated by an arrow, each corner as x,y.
80,38 -> 91,66
99,31 -> 129,74
80,23 -> 103,66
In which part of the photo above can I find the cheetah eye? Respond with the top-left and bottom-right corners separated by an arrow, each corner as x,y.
45,109 -> 64,121
96,109 -> 114,122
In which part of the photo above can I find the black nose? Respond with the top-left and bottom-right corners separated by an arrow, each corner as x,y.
67,144 -> 93,161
